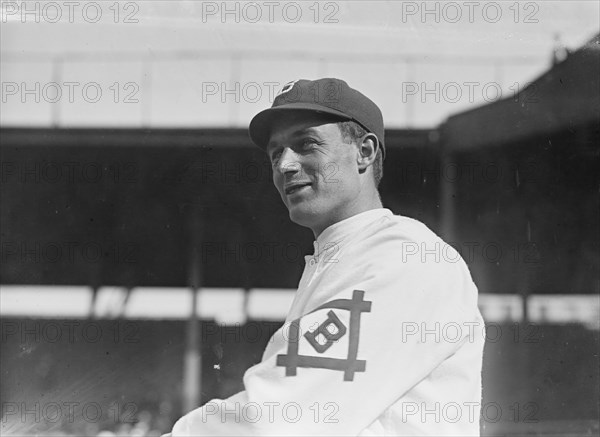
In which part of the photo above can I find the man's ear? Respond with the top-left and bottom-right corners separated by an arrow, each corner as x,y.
357,133 -> 379,173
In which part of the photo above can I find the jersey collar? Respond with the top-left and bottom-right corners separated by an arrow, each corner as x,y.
313,208 -> 392,258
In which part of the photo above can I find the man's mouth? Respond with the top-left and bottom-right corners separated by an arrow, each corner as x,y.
284,183 -> 311,196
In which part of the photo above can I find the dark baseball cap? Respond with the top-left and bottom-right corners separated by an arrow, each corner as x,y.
249,78 -> 385,159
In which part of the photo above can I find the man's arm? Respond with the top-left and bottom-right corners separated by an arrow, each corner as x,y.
170,237 -> 482,436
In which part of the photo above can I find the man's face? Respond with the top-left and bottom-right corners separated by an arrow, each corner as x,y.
266,112 -> 361,235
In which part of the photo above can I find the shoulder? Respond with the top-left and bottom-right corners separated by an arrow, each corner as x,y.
357,212 -> 456,257
348,213 -> 478,306
384,213 -> 439,241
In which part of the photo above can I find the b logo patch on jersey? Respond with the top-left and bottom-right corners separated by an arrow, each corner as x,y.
304,310 -> 347,353
276,290 -> 371,381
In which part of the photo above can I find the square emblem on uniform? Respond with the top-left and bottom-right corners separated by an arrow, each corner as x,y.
276,289 -> 371,381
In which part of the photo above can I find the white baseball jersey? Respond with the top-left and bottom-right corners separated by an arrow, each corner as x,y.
171,208 -> 484,436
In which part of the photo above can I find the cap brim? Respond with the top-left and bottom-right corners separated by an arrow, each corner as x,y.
249,103 -> 352,150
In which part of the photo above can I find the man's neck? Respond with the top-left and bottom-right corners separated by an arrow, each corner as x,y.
312,197 -> 384,239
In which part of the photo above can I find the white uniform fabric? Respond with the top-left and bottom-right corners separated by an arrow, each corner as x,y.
172,208 -> 484,436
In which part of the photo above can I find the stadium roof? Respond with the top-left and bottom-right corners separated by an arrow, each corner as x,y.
442,34 -> 600,150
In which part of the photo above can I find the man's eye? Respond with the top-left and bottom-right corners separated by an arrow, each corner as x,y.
270,150 -> 282,162
301,139 -> 318,149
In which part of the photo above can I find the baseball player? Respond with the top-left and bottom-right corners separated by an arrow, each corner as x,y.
167,78 -> 484,436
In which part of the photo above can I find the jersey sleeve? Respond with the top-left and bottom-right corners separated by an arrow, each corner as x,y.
171,232 -> 482,436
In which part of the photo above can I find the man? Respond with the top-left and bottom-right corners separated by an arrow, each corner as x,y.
168,78 -> 484,436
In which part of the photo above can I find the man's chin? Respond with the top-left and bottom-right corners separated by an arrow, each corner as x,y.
287,205 -> 319,230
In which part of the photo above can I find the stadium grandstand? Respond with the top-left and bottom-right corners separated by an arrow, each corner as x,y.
1,3 -> 598,435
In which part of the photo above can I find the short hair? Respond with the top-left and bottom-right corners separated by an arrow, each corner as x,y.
337,121 -> 384,187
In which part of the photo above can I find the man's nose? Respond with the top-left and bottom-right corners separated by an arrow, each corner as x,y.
275,148 -> 301,175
